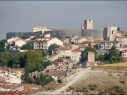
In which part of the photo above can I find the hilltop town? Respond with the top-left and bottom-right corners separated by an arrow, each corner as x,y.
0,20 -> 127,95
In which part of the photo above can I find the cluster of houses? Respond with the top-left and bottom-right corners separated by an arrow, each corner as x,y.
4,28 -> 127,63
1,26 -> 127,93
0,67 -> 41,93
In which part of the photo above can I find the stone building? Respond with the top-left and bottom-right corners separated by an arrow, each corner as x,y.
84,20 -> 93,29
86,51 -> 97,66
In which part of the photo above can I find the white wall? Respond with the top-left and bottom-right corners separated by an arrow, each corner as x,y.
33,26 -> 51,34
9,77 -> 21,83
47,38 -> 63,50
56,49 -> 72,57
74,38 -> 87,44
71,52 -> 82,63
122,52 -> 127,58
119,37 -> 127,45
15,40 -> 26,47
107,27 -> 117,41
47,55 -> 59,61
7,37 -> 20,43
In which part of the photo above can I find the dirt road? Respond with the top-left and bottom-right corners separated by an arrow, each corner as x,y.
49,67 -> 91,94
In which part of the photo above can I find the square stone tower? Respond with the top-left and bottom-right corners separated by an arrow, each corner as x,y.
87,51 -> 95,62
84,20 -> 93,29
86,51 -> 96,66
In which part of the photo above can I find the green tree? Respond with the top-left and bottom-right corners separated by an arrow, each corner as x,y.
104,53 -> 109,61
19,52 -> 26,68
41,50 -> 47,57
25,50 -> 43,73
66,36 -> 70,38
108,45 -> 118,59
0,52 -> 13,67
97,54 -> 105,61
35,77 -> 41,85
12,63 -> 20,68
21,43 -> 33,50
48,44 -> 59,55
40,60 -> 52,70
42,74 -> 54,85
12,52 -> 26,68
36,33 -> 40,38
0,39 -> 7,52
84,46 -> 97,60
13,53 -> 21,66
100,46 -> 125,64
118,56 -> 125,62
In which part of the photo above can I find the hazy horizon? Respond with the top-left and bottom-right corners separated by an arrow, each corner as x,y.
0,1 -> 127,40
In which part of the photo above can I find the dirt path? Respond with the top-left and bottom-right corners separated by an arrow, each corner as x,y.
48,67 -> 92,94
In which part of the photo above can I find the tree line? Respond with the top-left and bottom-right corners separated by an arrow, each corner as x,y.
84,46 -> 125,64
0,50 -> 52,72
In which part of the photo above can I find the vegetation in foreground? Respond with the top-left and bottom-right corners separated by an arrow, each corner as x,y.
66,85 -> 126,95
0,50 -> 54,86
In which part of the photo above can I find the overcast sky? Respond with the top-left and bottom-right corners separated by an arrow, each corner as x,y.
0,1 -> 127,40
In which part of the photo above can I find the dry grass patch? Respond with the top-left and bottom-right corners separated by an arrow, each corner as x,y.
72,69 -> 127,92
94,63 -> 127,70
98,62 -> 127,66
42,81 -> 66,91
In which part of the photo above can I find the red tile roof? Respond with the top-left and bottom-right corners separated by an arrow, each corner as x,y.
121,49 -> 127,53
65,43 -> 73,48
60,38 -> 66,42
80,41 -> 91,44
10,68 -> 24,72
71,49 -> 82,52
0,91 -> 30,95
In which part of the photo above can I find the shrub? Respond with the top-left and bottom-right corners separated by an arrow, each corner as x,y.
46,87 -> 54,90
76,88 -> 80,92
120,81 -> 125,84
69,86 -> 75,91
98,91 -> 106,95
89,84 -> 97,91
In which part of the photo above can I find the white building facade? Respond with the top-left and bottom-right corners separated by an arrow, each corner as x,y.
5,37 -> 26,49
32,26 -> 51,34
74,37 -> 88,45
103,26 -> 118,41
29,37 -> 63,50
71,49 -> 82,63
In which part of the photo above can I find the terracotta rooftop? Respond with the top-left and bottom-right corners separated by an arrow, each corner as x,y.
53,46 -> 71,50
29,37 -> 52,43
0,91 -> 30,95
0,67 -> 9,72
71,49 -> 82,52
10,68 -> 24,72
93,40 -> 118,43
80,41 -> 91,44
60,38 -> 67,42
74,37 -> 82,40
65,43 -> 73,49
120,49 -> 127,53
30,39 -> 49,42
0,83 -> 41,92
53,62 -> 59,66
